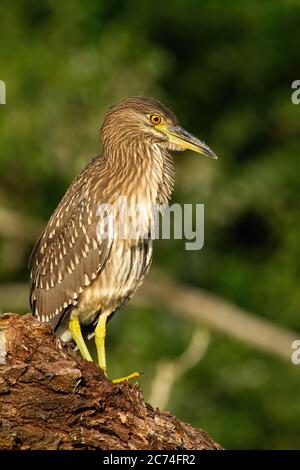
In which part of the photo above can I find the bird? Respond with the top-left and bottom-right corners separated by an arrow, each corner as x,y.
29,96 -> 217,382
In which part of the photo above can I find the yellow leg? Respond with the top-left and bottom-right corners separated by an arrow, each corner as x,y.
95,312 -> 109,375
69,317 -> 93,362
95,313 -> 142,383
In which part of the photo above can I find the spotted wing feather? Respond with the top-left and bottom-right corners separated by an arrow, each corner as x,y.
29,156 -> 113,329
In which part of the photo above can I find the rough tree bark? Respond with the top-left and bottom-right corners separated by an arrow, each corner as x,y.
0,314 -> 221,450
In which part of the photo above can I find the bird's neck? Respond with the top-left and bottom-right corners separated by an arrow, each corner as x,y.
104,141 -> 175,207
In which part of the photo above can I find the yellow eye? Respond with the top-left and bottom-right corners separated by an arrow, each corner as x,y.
150,114 -> 162,125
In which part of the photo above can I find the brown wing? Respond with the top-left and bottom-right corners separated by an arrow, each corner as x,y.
29,156 -> 113,329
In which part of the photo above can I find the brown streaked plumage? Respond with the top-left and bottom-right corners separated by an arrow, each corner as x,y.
29,96 -> 216,380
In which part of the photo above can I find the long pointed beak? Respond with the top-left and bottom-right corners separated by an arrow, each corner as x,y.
161,125 -> 217,159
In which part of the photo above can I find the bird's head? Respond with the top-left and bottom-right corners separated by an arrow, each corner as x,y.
101,96 -> 217,159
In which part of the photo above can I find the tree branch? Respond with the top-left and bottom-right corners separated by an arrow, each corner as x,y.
0,313 -> 221,450
136,270 -> 298,362
149,330 -> 210,410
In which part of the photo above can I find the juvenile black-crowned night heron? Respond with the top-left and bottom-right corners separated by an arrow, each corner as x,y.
29,97 -> 216,382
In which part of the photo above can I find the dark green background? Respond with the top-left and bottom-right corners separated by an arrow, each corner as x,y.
1,0 -> 300,449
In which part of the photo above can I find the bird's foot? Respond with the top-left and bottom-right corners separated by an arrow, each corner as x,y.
100,365 -> 142,383
111,371 -> 142,384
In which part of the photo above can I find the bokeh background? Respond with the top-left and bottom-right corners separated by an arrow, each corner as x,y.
1,0 -> 300,449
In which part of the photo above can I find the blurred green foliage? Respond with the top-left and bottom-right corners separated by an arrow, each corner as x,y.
1,0 -> 300,449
